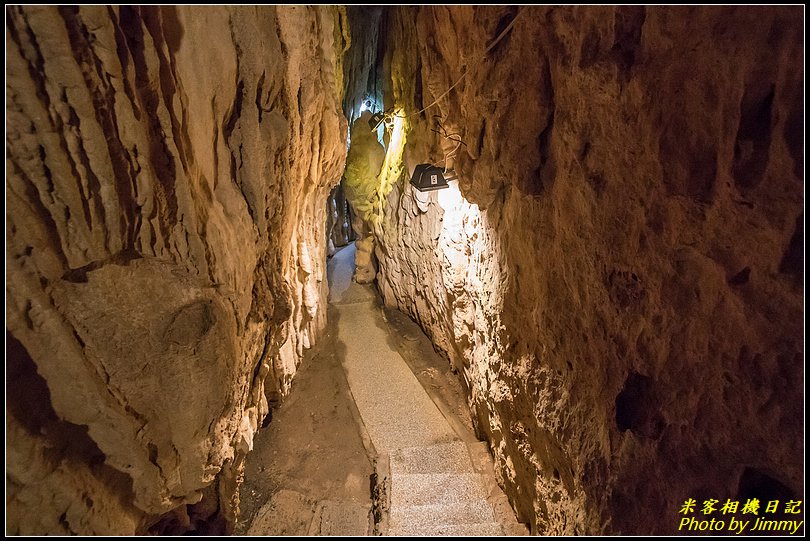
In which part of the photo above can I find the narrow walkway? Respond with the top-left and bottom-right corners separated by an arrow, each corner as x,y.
236,249 -> 375,535
328,243 -> 520,536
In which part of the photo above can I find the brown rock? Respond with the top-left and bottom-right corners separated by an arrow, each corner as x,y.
6,5 -> 347,534
373,5 -> 803,534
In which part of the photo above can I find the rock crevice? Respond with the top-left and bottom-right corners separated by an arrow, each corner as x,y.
6,5 -> 347,534
372,5 -> 803,534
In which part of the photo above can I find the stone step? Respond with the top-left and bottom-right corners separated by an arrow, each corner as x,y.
388,521 -> 504,536
391,472 -> 489,508
390,441 -> 474,475
307,500 -> 370,536
390,500 -> 495,529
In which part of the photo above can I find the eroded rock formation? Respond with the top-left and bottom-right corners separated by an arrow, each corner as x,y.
372,6 -> 804,534
343,110 -> 385,283
6,5 -> 347,534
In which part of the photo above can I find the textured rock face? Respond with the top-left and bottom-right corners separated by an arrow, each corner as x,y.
374,6 -> 803,534
326,184 -> 355,256
343,111 -> 385,283
6,5 -> 347,534
338,7 -> 386,284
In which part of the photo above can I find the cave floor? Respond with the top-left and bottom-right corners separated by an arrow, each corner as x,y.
234,280 -> 374,534
237,243 -> 525,535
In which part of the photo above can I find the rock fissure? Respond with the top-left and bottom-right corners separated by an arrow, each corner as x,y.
5,5 -> 803,537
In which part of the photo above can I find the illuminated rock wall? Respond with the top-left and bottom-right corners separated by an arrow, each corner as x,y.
6,5 -> 347,534
374,6 -> 804,534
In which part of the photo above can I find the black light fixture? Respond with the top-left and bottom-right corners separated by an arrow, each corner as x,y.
410,163 -> 457,192
368,112 -> 385,131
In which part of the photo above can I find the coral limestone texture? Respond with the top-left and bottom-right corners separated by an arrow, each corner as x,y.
373,5 -> 804,534
342,111 -> 386,283
6,5 -> 347,534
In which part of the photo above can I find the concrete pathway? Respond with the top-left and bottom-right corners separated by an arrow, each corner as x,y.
330,253 -> 455,450
327,243 -> 508,535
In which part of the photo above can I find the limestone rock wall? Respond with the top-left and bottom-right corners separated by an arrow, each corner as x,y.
375,6 -> 803,534
6,5 -> 347,534
342,6 -> 383,124
338,7 -> 386,283
326,183 -> 355,256
343,110 -> 386,283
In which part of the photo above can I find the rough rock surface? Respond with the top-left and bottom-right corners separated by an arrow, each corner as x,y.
373,6 -> 803,534
343,110 -> 385,283
6,5 -> 347,534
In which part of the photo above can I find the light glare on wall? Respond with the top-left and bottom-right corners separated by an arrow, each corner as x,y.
437,179 -> 463,210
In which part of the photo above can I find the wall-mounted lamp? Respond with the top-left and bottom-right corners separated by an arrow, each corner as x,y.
410,164 -> 458,192
368,112 -> 385,131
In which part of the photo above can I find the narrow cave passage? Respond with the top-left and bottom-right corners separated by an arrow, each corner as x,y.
5,5 -> 804,537
238,242 -> 524,534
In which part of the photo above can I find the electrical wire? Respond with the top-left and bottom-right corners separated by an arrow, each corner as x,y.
373,6 -> 524,175
394,7 -> 524,120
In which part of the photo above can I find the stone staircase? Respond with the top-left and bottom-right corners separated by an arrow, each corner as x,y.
385,441 -> 512,536
329,255 -> 527,536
